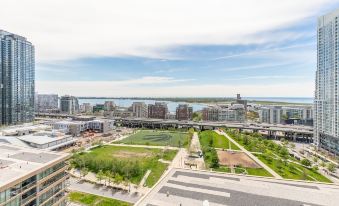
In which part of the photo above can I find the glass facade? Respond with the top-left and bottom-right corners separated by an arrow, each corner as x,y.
0,162 -> 67,206
0,30 -> 35,125
315,9 -> 339,155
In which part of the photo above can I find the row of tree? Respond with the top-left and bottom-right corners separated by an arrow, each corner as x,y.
72,154 -> 149,183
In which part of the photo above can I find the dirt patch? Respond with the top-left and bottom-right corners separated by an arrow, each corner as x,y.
112,151 -> 152,159
217,150 -> 261,168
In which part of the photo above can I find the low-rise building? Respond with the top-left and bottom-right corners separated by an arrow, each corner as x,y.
0,143 -> 69,206
16,131 -> 77,150
259,106 -> 313,125
176,104 -> 193,121
48,119 -> 115,135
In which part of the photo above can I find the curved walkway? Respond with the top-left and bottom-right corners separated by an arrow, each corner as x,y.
215,130 -> 283,179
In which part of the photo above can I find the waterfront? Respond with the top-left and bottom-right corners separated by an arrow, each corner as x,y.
78,98 -> 205,113
78,97 -> 313,113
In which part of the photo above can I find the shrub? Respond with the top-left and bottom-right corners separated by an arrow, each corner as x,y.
301,159 -> 312,167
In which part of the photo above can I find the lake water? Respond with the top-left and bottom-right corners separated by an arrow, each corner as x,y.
78,97 -> 313,113
242,97 -> 313,104
78,98 -> 205,113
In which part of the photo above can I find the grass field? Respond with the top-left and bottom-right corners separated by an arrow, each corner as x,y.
73,145 -> 177,187
257,154 -> 332,182
118,130 -> 189,147
199,130 -> 240,150
68,191 -> 131,206
225,129 -> 332,183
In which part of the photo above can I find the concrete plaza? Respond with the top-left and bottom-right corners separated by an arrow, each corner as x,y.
136,168 -> 339,206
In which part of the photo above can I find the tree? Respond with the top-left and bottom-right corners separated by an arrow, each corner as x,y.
105,171 -> 113,186
313,156 -> 318,163
288,163 -> 295,173
80,167 -> 89,179
243,135 -> 249,145
301,159 -> 311,167
114,173 -> 123,186
96,170 -> 104,183
327,163 -> 336,173
320,161 -> 326,167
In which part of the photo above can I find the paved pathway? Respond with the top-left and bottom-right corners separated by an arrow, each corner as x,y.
68,177 -> 141,203
139,170 -> 151,187
215,130 -> 283,179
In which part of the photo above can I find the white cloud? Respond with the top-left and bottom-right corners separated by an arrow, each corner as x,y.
224,75 -> 307,80
0,0 -> 334,62
36,79 -> 314,97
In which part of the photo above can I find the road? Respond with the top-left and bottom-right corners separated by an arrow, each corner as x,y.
215,130 -> 283,179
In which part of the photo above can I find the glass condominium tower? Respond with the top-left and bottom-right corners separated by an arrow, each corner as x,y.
0,30 -> 35,125
315,9 -> 339,155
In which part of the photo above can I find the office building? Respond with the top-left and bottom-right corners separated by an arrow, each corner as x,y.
36,94 -> 58,113
148,102 -> 168,119
175,104 -> 193,121
132,102 -> 148,118
0,144 -> 69,206
0,30 -> 35,125
314,9 -> 339,155
60,95 -> 79,115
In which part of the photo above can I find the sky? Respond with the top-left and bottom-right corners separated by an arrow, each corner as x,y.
1,0 -> 339,97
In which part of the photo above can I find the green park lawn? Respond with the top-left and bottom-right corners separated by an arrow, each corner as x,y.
68,191 -> 131,206
118,130 -> 189,147
225,129 -> 331,182
256,154 -> 331,183
72,145 -> 177,187
199,130 -> 240,150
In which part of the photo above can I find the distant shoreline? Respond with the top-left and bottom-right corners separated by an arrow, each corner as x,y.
77,97 -> 313,105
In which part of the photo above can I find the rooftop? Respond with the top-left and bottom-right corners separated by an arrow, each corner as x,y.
17,132 -> 72,145
0,143 -> 69,190
137,168 -> 339,206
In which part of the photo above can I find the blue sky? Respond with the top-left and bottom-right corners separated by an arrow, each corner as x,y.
2,0 -> 339,97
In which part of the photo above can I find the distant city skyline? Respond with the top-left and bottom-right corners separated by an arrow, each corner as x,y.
1,0 -> 339,97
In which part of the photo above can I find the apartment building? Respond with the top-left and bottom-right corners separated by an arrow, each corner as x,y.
314,8 -> 339,154
175,104 -> 193,121
202,105 -> 245,122
259,106 -> 313,125
36,94 -> 59,113
0,30 -> 35,125
0,144 -> 69,206
148,102 -> 168,119
60,96 -> 79,115
132,102 -> 148,118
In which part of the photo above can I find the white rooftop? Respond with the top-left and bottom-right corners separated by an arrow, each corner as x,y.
17,132 -> 72,145
0,143 -> 69,190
